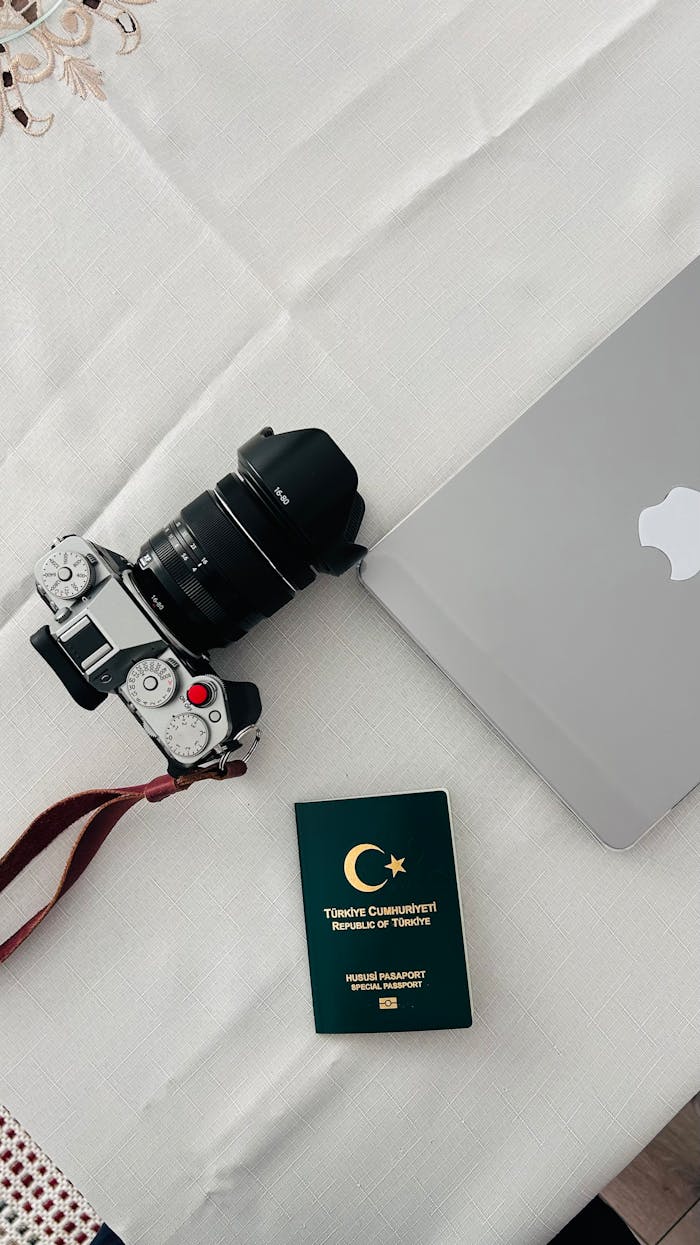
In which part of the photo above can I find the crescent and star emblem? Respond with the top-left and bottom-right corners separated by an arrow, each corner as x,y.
343,843 -> 406,893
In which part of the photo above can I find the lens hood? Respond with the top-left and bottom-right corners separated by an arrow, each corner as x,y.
236,428 -> 366,575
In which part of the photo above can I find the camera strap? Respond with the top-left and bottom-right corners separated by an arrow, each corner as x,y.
0,760 -> 247,965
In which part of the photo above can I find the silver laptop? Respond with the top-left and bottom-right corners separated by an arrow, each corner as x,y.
360,257 -> 700,849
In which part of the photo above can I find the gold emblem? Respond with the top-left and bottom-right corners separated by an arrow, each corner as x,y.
378,997 -> 398,1009
385,854 -> 406,878
343,844 -> 407,893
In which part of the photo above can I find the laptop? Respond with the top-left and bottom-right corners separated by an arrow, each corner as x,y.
360,257 -> 700,849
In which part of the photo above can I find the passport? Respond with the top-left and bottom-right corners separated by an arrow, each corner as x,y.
295,790 -> 472,1033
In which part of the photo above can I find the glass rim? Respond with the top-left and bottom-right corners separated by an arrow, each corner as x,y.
0,0 -> 66,44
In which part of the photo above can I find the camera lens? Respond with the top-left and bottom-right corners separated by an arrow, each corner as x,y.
131,428 -> 366,654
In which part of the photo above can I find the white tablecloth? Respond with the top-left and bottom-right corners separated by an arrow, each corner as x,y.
1,1 -> 699,1242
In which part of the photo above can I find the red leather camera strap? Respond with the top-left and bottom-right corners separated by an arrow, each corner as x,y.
0,760 -> 247,965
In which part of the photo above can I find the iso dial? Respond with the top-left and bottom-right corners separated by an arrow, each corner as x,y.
40,549 -> 92,601
126,658 -> 177,708
165,712 -> 209,759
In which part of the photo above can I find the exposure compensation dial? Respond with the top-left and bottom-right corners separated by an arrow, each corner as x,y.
165,711 -> 210,759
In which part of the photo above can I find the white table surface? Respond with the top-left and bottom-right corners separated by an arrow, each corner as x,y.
1,1 -> 699,1241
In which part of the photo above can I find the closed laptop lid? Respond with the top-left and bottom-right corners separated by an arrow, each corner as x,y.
361,257 -> 700,848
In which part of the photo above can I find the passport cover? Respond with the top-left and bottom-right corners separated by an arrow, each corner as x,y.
295,789 -> 472,1033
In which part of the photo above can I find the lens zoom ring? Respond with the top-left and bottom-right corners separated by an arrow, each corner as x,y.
182,493 -> 293,619
150,525 -> 230,625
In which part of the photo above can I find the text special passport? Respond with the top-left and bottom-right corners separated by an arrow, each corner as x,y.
295,790 -> 472,1033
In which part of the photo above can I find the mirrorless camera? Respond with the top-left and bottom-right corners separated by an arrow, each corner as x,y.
31,427 -> 365,774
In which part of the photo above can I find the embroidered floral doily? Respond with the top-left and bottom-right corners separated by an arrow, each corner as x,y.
0,0 -> 154,137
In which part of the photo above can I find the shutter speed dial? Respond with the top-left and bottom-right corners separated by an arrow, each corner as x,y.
40,550 -> 93,601
165,712 -> 210,759
126,658 -> 177,708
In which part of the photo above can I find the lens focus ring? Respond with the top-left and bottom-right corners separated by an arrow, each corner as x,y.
215,474 -> 315,591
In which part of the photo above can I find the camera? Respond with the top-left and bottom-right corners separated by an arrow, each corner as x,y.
31,427 -> 365,774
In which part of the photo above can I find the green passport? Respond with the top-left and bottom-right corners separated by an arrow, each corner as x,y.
295,789 -> 472,1033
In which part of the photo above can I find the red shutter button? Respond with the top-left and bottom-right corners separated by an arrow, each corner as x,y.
187,682 -> 212,706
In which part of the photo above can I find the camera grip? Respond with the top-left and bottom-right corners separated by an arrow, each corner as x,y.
30,625 -> 108,711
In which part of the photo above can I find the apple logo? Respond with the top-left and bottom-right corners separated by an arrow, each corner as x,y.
638,487 -> 700,580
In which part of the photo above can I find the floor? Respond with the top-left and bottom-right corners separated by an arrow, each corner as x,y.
602,1094 -> 700,1244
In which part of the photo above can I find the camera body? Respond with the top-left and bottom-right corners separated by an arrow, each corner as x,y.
32,535 -> 261,773
30,427 -> 365,773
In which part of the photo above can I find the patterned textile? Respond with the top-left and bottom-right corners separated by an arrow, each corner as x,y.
0,1108 -> 101,1245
